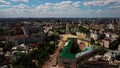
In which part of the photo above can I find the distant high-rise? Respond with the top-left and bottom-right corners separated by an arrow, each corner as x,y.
15,26 -> 24,35
112,19 -> 115,25
21,26 -> 29,37
66,22 -> 70,34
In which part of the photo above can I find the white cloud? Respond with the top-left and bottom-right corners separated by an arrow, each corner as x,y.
96,8 -> 120,17
13,4 -> 30,9
0,1 -> 120,18
12,4 -> 30,13
0,5 -> 10,8
83,0 -> 120,6
83,1 -> 104,6
96,9 -> 107,13
72,1 -> 81,7
36,1 -> 81,11
0,1 -> 82,17
0,0 -> 10,5
11,0 -> 29,2
109,5 -> 120,9
0,4 -> 31,17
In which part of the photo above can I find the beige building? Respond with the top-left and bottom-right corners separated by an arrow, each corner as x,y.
101,39 -> 111,48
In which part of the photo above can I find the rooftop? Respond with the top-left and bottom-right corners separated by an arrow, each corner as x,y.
59,38 -> 93,59
59,38 -> 76,59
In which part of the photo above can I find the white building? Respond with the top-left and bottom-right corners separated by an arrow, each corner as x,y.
76,32 -> 86,38
105,33 -> 111,38
104,51 -> 113,61
90,33 -> 100,40
118,44 -> 120,51
104,51 -> 120,61
108,23 -> 114,30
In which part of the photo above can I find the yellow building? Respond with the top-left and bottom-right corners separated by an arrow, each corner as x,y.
77,39 -> 90,51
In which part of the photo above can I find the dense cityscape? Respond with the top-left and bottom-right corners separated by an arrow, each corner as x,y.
0,18 -> 120,68
0,0 -> 120,68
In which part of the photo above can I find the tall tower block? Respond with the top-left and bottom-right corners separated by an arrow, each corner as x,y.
66,22 -> 70,34
112,19 -> 115,25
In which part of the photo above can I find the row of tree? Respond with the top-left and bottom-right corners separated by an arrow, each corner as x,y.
109,37 -> 120,50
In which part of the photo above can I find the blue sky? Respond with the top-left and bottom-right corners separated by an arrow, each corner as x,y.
0,0 -> 120,18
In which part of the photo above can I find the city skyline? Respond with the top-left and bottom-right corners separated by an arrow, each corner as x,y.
0,0 -> 120,18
